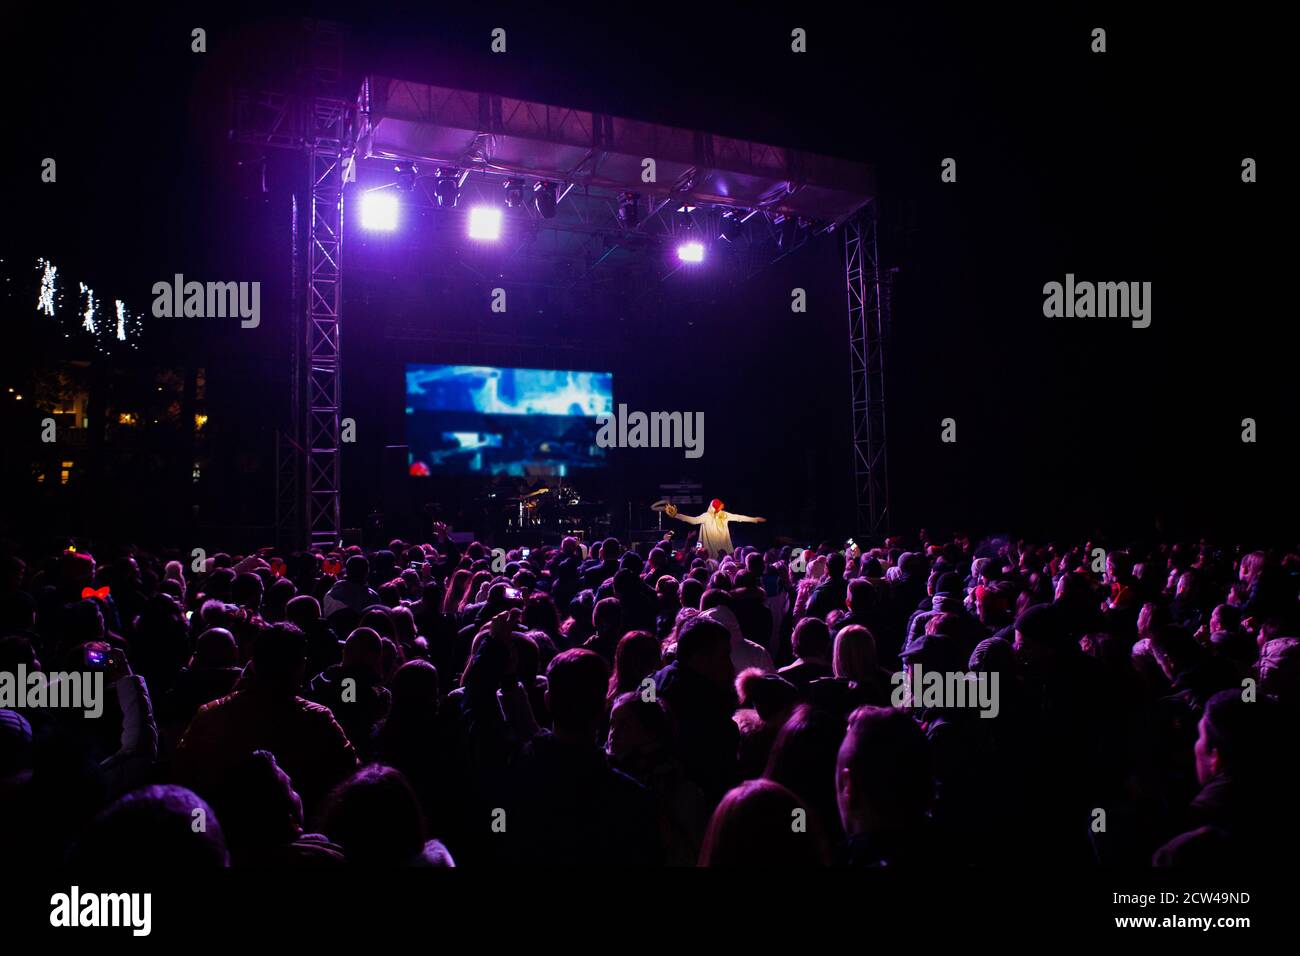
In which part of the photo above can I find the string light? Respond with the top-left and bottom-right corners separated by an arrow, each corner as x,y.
37,258 -> 57,316
79,282 -> 97,333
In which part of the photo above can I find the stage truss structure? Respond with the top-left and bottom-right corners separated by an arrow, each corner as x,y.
845,209 -> 890,537
232,21 -> 887,547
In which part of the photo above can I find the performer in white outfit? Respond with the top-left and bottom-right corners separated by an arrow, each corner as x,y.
664,498 -> 765,559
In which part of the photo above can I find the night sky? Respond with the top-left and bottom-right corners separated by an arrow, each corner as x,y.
2,3 -> 1289,546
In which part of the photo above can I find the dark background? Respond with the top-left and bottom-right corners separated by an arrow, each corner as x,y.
0,2 -> 1290,550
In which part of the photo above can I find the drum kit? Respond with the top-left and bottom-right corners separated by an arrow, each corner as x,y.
500,482 -> 608,538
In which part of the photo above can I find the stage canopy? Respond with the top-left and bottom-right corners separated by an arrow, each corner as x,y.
357,76 -> 874,227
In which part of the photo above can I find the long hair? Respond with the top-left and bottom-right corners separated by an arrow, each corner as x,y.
698,779 -> 829,866
608,630 -> 662,705
442,569 -> 470,615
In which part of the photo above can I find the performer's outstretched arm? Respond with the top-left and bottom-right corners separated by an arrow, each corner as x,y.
665,504 -> 704,525
726,513 -> 765,523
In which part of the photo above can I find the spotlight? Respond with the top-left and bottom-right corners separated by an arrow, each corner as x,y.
433,168 -> 460,208
534,181 -> 558,219
394,162 -> 418,191
719,210 -> 744,241
618,192 -> 639,228
468,206 -> 503,240
503,179 -> 525,209
359,191 -> 399,231
676,241 -> 705,263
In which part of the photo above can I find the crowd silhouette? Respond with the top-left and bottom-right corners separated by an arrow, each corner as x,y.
2,528 -> 1297,867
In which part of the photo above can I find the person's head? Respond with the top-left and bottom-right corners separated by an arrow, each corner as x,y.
679,577 -> 704,611
599,537 -> 623,562
210,750 -> 304,851
606,691 -> 672,763
388,659 -> 440,719
316,764 -> 426,865
342,626 -> 384,677
674,616 -> 733,688
846,577 -> 876,614
792,617 -> 832,664
523,592 -> 560,636
610,630 -> 662,699
0,707 -> 34,786
699,779 -> 829,866
62,599 -> 106,645
250,623 -> 308,696
1238,550 -> 1267,585
232,572 -> 265,611
385,604 -> 414,645
343,555 -> 370,584
827,551 -> 847,581
1012,603 -> 1061,665
545,648 -> 610,742
265,577 -> 297,617
699,587 -> 732,613
832,624 -> 878,683
1210,603 -> 1241,635
71,785 -> 228,867
1136,601 -> 1169,641
655,575 -> 679,603
1106,550 -> 1135,586
358,606 -> 395,642
593,596 -> 623,637
1194,689 -> 1264,786
836,705 -> 933,837
764,704 -> 844,836
284,594 -> 321,631
193,627 -> 238,669
1148,625 -> 1200,682
443,569 -> 471,613
709,498 -> 724,515
1258,638 -> 1300,703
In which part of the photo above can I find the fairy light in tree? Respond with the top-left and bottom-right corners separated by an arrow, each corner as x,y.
79,282 -> 97,333
37,258 -> 58,316
115,300 -> 128,341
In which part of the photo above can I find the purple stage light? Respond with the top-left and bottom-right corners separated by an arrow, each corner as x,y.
360,191 -> 399,231
676,241 -> 705,263
468,206 -> 503,240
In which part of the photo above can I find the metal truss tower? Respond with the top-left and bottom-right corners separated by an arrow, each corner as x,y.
232,20 -> 354,548
845,206 -> 890,538
305,138 -> 346,547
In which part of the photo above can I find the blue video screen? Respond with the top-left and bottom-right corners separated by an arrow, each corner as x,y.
405,364 -> 614,476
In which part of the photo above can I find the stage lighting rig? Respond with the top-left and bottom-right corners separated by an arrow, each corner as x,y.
534,181 -> 558,218
503,179 -> 525,208
433,167 -> 461,207
618,192 -> 639,228
394,162 -> 418,191
719,210 -> 744,241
